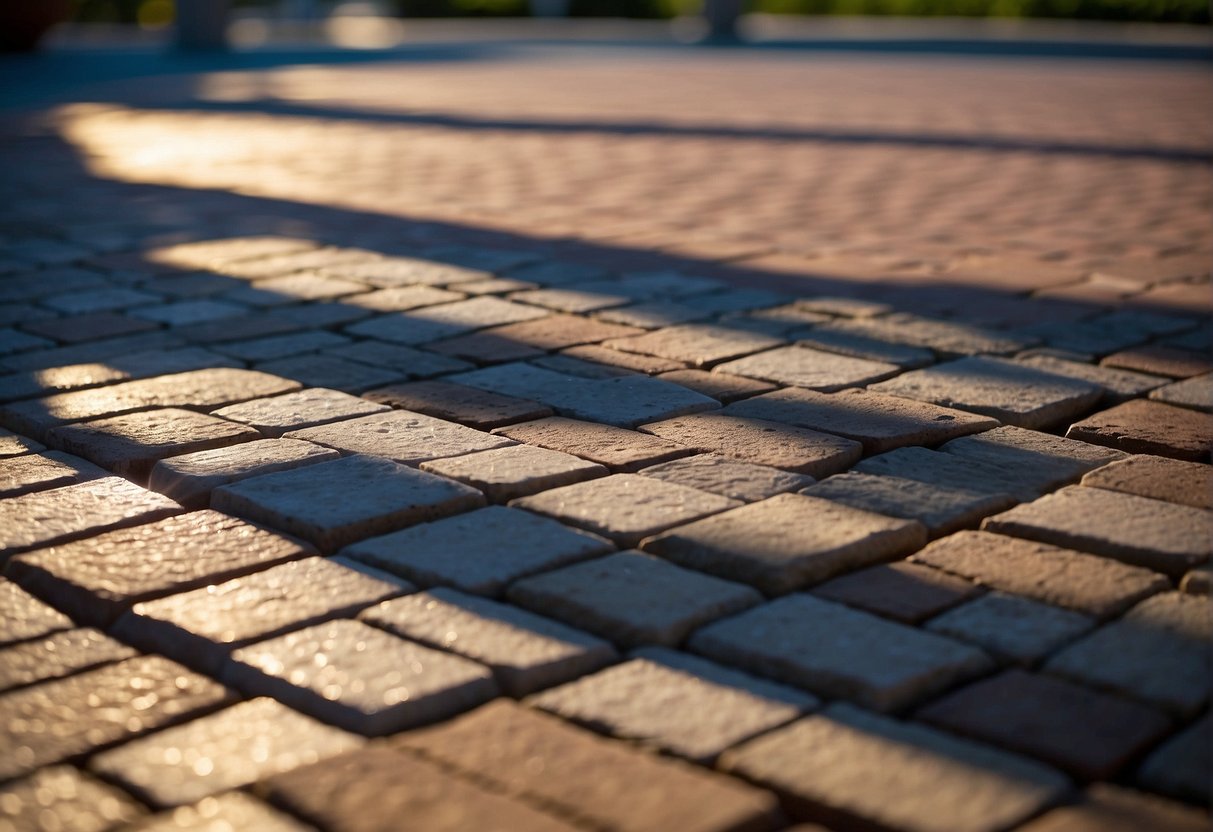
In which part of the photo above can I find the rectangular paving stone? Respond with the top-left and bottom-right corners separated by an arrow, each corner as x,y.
130,792 -> 312,832
917,669 -> 1172,781
128,298 -> 248,325
339,284 -> 465,312
818,312 -> 1030,357
283,409 -> 514,467
111,556 -> 406,675
341,505 -> 613,597
1136,713 -> 1211,805
939,424 -> 1128,495
0,766 -> 147,832
811,561 -> 979,624
0,450 -> 107,498
253,355 -> 405,393
145,236 -> 318,271
212,454 -> 484,552
715,345 -> 899,392
346,298 -> 548,345
0,655 -> 234,781
1082,454 -> 1213,509
41,287 -> 161,315
0,351 -> 229,405
603,324 -> 784,368
639,413 -> 861,477
925,592 -> 1094,664
643,493 -> 927,596
1102,344 -> 1213,378
556,344 -> 689,374
210,388 -> 389,438
0,332 -> 183,373
46,408 -> 261,482
0,427 -> 43,457
428,313 -> 643,364
8,510 -> 315,626
983,485 -> 1213,577
211,331 -> 351,362
361,587 -> 617,697
690,595 -> 992,711
1044,591 -> 1211,716
724,387 -> 998,454
1017,783 -> 1210,832
224,619 -> 497,735
507,551 -> 761,648
1014,354 -> 1169,404
720,703 -> 1069,832
89,697 -> 363,808
795,327 -> 937,369
0,477 -> 181,560
639,454 -> 815,503
363,381 -> 552,430
321,256 -> 491,287
530,646 -> 815,764
1150,372 -> 1213,414
258,746 -> 578,832
511,473 -> 741,548
24,311 -> 158,344
0,627 -> 137,693
323,339 -> 472,378
491,416 -> 694,472
1066,399 -> 1213,462
853,446 -> 1036,503
174,312 -> 303,345
147,438 -> 340,508
0,581 -> 74,646
870,356 -> 1101,430
656,368 -> 778,403
395,700 -> 783,832
418,443 -> 607,502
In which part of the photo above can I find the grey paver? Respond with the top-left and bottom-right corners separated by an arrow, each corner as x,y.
938,424 -> 1127,495
512,473 -> 740,547
361,587 -> 617,696
343,285 -> 465,312
0,766 -> 146,832
1081,454 -> 1213,509
428,313 -> 642,363
341,505 -> 613,596
643,493 -> 927,595
689,594 -> 991,711
1150,372 -> 1213,412
1017,783 -> 1210,832
223,619 -> 497,735
656,368 -> 778,403
130,792 -> 313,832
364,381 -> 552,430
555,344 -> 688,374
982,485 -> 1213,577
720,703 -> 1068,832
89,697 -> 362,808
795,327 -> 937,368
323,339 -> 472,378
818,312 -> 1030,357
147,438 -> 340,508
111,557 -> 406,674
23,312 -> 157,345
418,443 -> 607,502
253,355 -> 404,393
925,593 -> 1094,664
603,323 -> 783,368
0,628 -> 137,693
347,297 -> 548,344
283,409 -> 513,466
1013,354 -> 1169,403
210,388 -> 389,437
0,332 -> 183,373
40,287 -> 161,315
128,298 -> 248,325
212,454 -> 485,552
7,510 -> 315,626
492,416 -> 694,472
1066,399 -> 1213,462
811,561 -> 978,624
639,454 -> 815,502
1137,713 -> 1211,805
0,451 -> 107,498
210,331 -> 351,362
715,345 -> 899,391
0,581 -> 74,646
1102,344 -> 1213,378
853,446 -> 1045,503
508,551 -> 761,647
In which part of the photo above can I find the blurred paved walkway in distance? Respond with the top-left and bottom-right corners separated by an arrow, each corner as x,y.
0,18 -> 1210,832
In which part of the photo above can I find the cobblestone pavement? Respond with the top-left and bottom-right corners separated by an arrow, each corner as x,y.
1,22 -> 1211,832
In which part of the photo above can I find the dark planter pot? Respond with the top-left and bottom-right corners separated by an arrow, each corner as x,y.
1,0 -> 72,52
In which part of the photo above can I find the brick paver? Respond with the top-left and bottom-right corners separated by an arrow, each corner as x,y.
1136,714 -> 1211,804
810,561 -> 978,623
0,451 -> 106,498
364,380 -> 552,429
639,454 -> 815,502
283,409 -> 514,466
132,792 -> 314,832
924,592 -> 1093,664
1065,398 -> 1213,461
0,766 -> 147,832
0,628 -> 136,693
492,416 -> 694,471
211,387 -> 389,437
418,442 -> 607,501
1017,784 -> 1210,832
0,582 -> 74,646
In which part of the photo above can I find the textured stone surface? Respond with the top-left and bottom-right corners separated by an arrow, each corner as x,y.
0,766 -> 146,832
639,454 -> 815,502
0,451 -> 106,499
0,581 -> 74,646
508,551 -> 761,647
1150,372 -> 1213,412
364,381 -> 551,430
395,700 -> 783,832
254,355 -> 404,393
211,388 -> 388,437
89,697 -> 362,808
604,323 -> 783,367
1081,454 -> 1213,509
0,656 -> 234,781
917,669 -> 1173,781
342,505 -> 612,596
1136,713 -> 1211,804
111,557 -> 404,674
428,313 -> 642,363
1066,399 -> 1213,462
643,493 -> 927,595
715,345 -> 899,391
983,486 -> 1213,577
147,438 -> 340,508
492,417 -> 694,472
656,368 -> 778,403
939,425 -> 1127,493
325,339 -> 471,378
870,356 -> 1101,429
795,327 -> 936,368
925,592 -> 1094,664
284,409 -> 514,466
819,312 -> 1029,357
346,299 -> 547,344
343,285 -> 465,312
1014,354 -> 1169,403
1017,784 -> 1210,832
224,619 -> 496,735
1102,344 -> 1213,378
853,446 -> 1056,503
720,703 -> 1067,832
0,628 -> 137,693
690,595 -> 991,711
530,647 -> 815,763
211,454 -> 484,552
811,561 -> 978,624
553,344 -> 687,375
0,428 -> 44,457
725,387 -> 998,454
361,588 -> 616,696
418,443 -> 607,502
129,792 -> 313,832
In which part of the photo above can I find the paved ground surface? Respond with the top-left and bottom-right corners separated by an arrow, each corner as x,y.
0,18 -> 1211,832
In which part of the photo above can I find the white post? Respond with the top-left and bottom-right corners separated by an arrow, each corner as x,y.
175,0 -> 230,50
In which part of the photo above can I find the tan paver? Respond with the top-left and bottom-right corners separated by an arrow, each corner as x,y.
604,323 -> 784,367
1102,344 -> 1213,378
852,446 -> 1058,502
819,312 -> 1030,358
418,443 -> 607,502
0,766 -> 146,832
1017,784 -> 1210,832
1136,713 -> 1211,805
131,792 -> 314,832
1150,372 -> 1213,412
363,380 -> 551,430
925,592 -> 1093,664
555,344 -> 688,374
656,368 -> 778,403
715,345 -> 899,391
939,425 -> 1127,490
0,427 -> 44,457
254,355 -> 403,393
0,451 -> 106,499
343,284 -> 464,311
810,561 -> 978,624
283,409 -> 514,466
428,312 -> 643,363
1066,398 -> 1213,462
0,581 -> 74,646
320,256 -> 490,287
639,454 -> 815,502
210,388 -> 388,437
1082,454 -> 1213,509
0,628 -> 137,693
1014,354 -> 1169,403
492,416 -> 694,472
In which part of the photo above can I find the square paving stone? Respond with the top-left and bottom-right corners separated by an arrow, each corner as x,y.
363,381 -> 551,430
603,323 -> 784,368
983,485 -> 1213,577
8,510 -> 315,626
131,792 -> 313,832
1017,784 -> 1210,832
283,410 -> 514,467
639,454 -> 815,503
211,454 -> 485,552
0,655 -> 235,781
1136,713 -> 1211,805
925,592 -> 1094,664
0,581 -> 74,646
223,619 -> 497,735
394,700 -> 783,832
639,413 -> 861,477
111,557 -> 406,675
656,368 -> 778,403
257,747 -> 578,832
719,703 -> 1068,832
1044,592 -> 1211,716
643,493 -> 927,596
1102,344 -> 1213,378
1150,372 -> 1213,412
917,669 -> 1173,781
146,438 -> 340,508
869,356 -> 1101,430
0,766 -> 147,832
46,408 -> 261,482
507,551 -> 761,648
1065,399 -> 1213,462
511,473 -> 741,548
689,595 -> 991,711
910,531 -> 1169,619
1013,354 -> 1169,404
340,505 -> 613,596
529,647 -> 816,763
254,355 -> 404,393
715,345 -> 900,391
418,443 -> 607,502
89,697 -> 363,808
211,388 -> 389,437
0,477 -> 181,560
361,587 -> 617,696
492,417 -> 694,472
939,425 -> 1127,494
0,628 -> 137,693
810,561 -> 979,624
724,387 -> 998,454
0,451 -> 107,498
